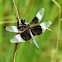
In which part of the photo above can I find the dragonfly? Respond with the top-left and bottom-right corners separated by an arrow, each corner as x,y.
6,8 -> 52,50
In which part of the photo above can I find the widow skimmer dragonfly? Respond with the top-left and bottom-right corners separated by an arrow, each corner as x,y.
6,8 -> 52,50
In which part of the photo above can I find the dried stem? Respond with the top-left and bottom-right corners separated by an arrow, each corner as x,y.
52,0 -> 61,62
12,0 -> 20,62
12,0 -> 19,20
13,43 -> 18,62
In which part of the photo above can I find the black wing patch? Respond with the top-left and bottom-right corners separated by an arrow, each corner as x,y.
21,29 -> 31,41
30,8 -> 45,26
30,17 -> 38,25
31,25 -> 42,36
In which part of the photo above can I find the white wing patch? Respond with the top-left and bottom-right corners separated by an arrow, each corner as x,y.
36,12 -> 42,21
40,20 -> 52,32
36,8 -> 45,22
10,34 -> 26,43
25,22 -> 29,25
6,26 -> 20,33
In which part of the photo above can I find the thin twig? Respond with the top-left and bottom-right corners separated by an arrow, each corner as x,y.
12,0 -> 19,20
12,0 -> 20,62
13,43 -> 18,62
52,0 -> 61,62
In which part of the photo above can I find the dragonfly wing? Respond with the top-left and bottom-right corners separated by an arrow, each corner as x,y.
36,8 -> 45,22
31,25 -> 42,36
21,29 -> 31,41
30,17 -> 38,25
6,26 -> 22,33
10,34 -> 26,43
11,29 -> 32,43
30,8 -> 45,25
29,31 -> 40,50
31,20 -> 52,36
40,20 -> 52,33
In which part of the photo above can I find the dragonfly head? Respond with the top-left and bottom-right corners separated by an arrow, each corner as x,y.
21,19 -> 25,25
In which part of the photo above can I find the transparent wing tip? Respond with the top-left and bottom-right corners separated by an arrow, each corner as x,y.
10,34 -> 26,43
44,20 -> 52,27
40,8 -> 45,12
6,26 -> 19,33
36,8 -> 45,22
40,20 -> 52,32
6,26 -> 10,31
6,26 -> 15,32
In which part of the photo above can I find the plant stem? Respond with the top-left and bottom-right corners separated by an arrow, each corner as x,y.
52,0 -> 61,62
13,43 -> 18,62
12,0 -> 20,62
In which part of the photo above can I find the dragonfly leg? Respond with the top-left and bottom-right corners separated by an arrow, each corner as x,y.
46,28 -> 52,31
17,18 -> 19,29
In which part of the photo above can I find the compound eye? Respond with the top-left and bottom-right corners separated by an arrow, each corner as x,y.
21,19 -> 25,24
